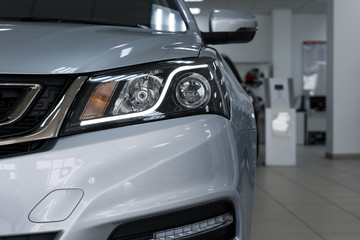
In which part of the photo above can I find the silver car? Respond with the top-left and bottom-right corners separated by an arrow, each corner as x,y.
0,0 -> 257,240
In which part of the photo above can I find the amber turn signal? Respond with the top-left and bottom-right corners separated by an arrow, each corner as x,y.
80,81 -> 118,120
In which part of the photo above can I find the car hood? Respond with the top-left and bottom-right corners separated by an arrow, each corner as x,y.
0,22 -> 202,74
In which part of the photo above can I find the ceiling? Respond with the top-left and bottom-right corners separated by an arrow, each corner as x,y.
185,0 -> 327,16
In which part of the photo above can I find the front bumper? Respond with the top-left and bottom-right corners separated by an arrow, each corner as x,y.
0,115 -> 255,240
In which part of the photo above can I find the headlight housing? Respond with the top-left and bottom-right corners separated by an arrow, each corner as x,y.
61,58 -> 229,135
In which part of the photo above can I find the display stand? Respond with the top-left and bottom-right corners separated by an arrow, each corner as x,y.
265,78 -> 296,166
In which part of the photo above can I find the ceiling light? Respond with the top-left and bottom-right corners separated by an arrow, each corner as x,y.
190,8 -> 201,15
185,0 -> 204,2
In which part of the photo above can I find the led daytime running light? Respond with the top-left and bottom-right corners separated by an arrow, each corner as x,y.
80,64 -> 208,126
152,212 -> 233,240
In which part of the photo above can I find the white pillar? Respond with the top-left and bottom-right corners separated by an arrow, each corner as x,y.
327,0 -> 360,158
272,9 -> 292,78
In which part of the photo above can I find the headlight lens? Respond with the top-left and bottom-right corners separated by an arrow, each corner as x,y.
175,73 -> 211,108
112,74 -> 163,115
61,58 -> 229,135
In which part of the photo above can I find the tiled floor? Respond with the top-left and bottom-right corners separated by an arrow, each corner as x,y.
251,145 -> 360,240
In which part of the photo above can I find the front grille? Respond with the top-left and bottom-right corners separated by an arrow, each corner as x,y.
0,232 -> 58,240
108,201 -> 236,240
0,86 -> 28,121
0,75 -> 72,139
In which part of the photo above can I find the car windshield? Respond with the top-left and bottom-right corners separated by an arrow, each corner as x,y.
0,0 -> 187,32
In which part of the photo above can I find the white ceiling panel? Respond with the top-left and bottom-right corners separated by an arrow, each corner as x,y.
185,0 -> 327,15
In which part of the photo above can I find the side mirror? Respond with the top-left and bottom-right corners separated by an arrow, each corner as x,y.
202,9 -> 258,45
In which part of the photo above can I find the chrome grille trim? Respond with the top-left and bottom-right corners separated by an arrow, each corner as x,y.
0,83 -> 42,127
0,76 -> 88,146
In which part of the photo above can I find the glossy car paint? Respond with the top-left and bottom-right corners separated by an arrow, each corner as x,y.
0,1 -> 201,75
0,23 -> 202,74
0,0 -> 256,239
0,115 -> 256,240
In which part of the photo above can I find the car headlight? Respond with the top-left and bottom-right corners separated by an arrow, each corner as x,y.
61,58 -> 229,135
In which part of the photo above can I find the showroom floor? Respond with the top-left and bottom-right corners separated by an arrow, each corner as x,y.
251,145 -> 360,240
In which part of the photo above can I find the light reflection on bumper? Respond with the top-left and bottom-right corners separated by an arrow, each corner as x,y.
0,115 -> 254,240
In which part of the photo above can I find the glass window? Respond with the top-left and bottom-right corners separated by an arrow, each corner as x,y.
0,0 -> 187,32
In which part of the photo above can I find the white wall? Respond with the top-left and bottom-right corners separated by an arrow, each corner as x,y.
272,9 -> 292,78
292,14 -> 327,102
327,0 -> 360,156
194,14 -> 272,63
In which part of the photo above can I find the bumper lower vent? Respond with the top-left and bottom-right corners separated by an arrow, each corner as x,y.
0,140 -> 50,158
0,232 -> 58,240
108,201 -> 236,240
152,212 -> 233,240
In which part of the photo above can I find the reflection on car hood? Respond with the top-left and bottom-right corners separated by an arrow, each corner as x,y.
0,22 -> 202,74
